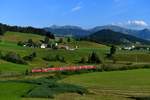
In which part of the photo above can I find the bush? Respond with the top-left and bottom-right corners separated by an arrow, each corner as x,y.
79,57 -> 87,63
3,52 -> 27,64
23,52 -> 36,61
17,41 -> 24,46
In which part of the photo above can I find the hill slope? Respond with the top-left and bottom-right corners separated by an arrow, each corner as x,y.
86,29 -> 150,45
0,23 -> 54,38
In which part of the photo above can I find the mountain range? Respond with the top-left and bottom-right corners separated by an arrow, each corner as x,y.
44,25 -> 150,40
44,25 -> 89,37
86,29 -> 150,45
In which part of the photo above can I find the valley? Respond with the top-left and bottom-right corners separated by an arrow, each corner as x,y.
0,27 -> 150,100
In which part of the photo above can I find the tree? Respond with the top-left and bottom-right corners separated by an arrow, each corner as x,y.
32,52 -> 37,58
67,37 -> 71,42
27,39 -> 34,47
23,52 -> 36,61
106,45 -> 117,59
79,57 -> 87,63
59,38 -> 63,43
88,52 -> 102,64
0,28 -> 4,35
110,45 -> 116,56
25,69 -> 29,75
17,41 -> 24,46
44,36 -> 49,44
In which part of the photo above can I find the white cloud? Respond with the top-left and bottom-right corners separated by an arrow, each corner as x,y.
113,20 -> 149,29
71,2 -> 83,12
71,6 -> 82,12
127,20 -> 148,27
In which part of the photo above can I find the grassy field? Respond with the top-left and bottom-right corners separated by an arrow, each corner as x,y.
60,69 -> 150,100
1,31 -> 150,75
0,82 -> 33,100
0,31 -> 109,76
0,69 -> 150,100
3,31 -> 44,43
1,31 -> 150,100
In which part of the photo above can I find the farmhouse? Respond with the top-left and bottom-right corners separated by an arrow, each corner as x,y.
57,45 -> 69,50
41,44 -> 47,48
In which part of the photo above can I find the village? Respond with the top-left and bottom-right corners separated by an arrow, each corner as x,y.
17,36 -> 79,51
120,45 -> 150,51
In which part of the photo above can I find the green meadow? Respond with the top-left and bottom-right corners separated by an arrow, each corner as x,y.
0,31 -> 150,100
60,69 -> 150,100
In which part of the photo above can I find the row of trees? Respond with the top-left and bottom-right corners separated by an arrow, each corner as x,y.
0,23 -> 55,38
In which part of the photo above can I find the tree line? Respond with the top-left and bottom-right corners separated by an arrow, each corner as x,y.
0,23 -> 55,39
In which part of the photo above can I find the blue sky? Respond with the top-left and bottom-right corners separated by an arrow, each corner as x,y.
0,0 -> 150,29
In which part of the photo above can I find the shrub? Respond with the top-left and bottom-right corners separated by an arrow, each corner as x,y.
23,52 -> 36,61
17,41 -> 24,46
3,52 -> 27,64
79,57 -> 87,63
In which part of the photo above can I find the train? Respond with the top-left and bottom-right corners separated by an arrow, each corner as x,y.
32,65 -> 97,73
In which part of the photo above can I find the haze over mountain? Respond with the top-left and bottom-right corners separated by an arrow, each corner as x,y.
44,25 -> 90,37
44,25 -> 150,40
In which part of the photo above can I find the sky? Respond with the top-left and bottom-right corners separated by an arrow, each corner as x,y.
0,0 -> 150,29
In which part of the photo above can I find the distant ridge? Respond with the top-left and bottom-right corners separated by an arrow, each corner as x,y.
44,25 -> 89,37
44,25 -> 150,40
85,29 -> 150,45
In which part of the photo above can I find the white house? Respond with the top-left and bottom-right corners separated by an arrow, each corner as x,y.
41,44 -> 47,48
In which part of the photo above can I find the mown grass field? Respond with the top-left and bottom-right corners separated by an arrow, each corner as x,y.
0,82 -> 33,100
0,69 -> 150,100
60,69 -> 150,100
